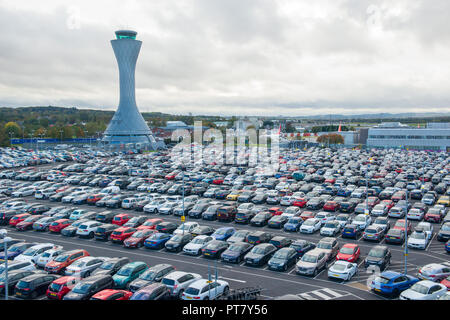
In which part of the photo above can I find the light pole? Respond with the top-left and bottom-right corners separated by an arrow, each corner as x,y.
8,132 -> 13,147
365,161 -> 371,215
181,165 -> 185,236
60,129 -> 63,144
0,229 -> 11,300
404,189 -> 409,275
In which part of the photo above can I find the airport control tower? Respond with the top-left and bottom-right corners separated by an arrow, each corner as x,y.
103,30 -> 159,148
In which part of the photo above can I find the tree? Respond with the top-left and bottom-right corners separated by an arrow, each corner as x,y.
35,127 -> 46,137
317,133 -> 344,145
4,122 -> 21,137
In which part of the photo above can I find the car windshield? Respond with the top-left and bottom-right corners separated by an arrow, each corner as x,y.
228,244 -> 245,252
354,216 -> 365,222
375,276 -> 390,284
304,220 -> 316,226
100,261 -> 115,270
410,232 -> 426,239
324,223 -> 336,228
171,235 -> 183,242
251,247 -> 266,254
117,266 -> 134,276
215,229 -> 228,235
301,254 -> 317,263
72,283 -> 91,294
273,250 -> 291,259
368,248 -> 385,258
339,247 -> 355,255
22,247 -> 39,256
410,283 -> 429,294
442,225 -> 450,231
317,242 -> 332,250
332,263 -> 347,271
192,238 -> 207,244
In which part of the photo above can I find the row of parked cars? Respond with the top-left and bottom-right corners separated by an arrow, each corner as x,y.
0,238 -> 232,300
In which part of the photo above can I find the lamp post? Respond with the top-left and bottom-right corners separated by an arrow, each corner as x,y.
8,132 -> 13,147
404,189 -> 409,275
0,229 -> 11,300
60,129 -> 63,144
181,165 -> 185,236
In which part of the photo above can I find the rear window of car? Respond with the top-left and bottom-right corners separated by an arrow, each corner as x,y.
16,281 -> 31,289
161,278 -> 175,286
247,236 -> 260,242
185,287 -> 200,295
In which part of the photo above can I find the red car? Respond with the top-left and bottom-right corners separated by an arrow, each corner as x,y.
165,172 -> 178,180
292,198 -> 307,207
137,218 -> 163,231
300,211 -> 316,221
324,177 -> 336,184
49,219 -> 73,233
268,207 -> 283,216
123,229 -> 156,248
91,289 -> 133,300
9,213 -> 31,227
382,200 -> 395,210
393,219 -> 412,235
440,276 -> 450,290
110,226 -> 137,243
392,191 -> 406,202
336,243 -> 360,263
212,178 -> 224,185
367,197 -> 380,207
15,215 -> 43,231
45,249 -> 90,274
424,211 -> 442,223
56,185 -> 71,193
46,276 -> 78,300
86,193 -> 105,205
112,213 -> 131,226
323,201 -> 340,212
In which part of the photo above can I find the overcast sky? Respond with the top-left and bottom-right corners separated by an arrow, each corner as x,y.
0,0 -> 449,116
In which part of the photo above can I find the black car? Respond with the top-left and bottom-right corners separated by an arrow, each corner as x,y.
95,211 -> 116,223
384,228 -> 405,245
267,247 -> 298,271
94,224 -> 120,241
289,240 -> 316,258
61,219 -> 90,237
268,215 -> 289,229
250,212 -> 272,227
165,233 -> 193,252
437,222 -> 450,242
269,236 -> 292,249
105,195 -> 128,209
92,257 -> 130,276
364,245 -> 391,271
155,222 -> 178,234
220,242 -> 253,264
244,243 -> 277,267
63,275 -> 114,300
27,204 -> 50,215
202,240 -> 229,259
0,270 -> 39,295
128,264 -> 176,293
246,231 -> 272,245
188,203 -> 210,219
124,216 -> 147,228
252,193 -> 268,204
339,201 -> 356,213
14,274 -> 59,299
191,225 -> 215,237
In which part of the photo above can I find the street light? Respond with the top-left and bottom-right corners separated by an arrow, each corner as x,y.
404,189 -> 409,275
60,129 -> 63,144
0,229 -> 11,300
181,165 -> 186,235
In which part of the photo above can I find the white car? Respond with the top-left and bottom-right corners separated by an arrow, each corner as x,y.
34,248 -> 65,268
371,204 -> 388,216
315,212 -> 336,224
327,260 -> 358,281
173,222 -> 200,236
121,197 -> 138,209
0,260 -> 36,275
320,221 -> 341,237
407,208 -> 424,221
65,256 -> 106,278
76,221 -> 103,238
11,186 -> 36,197
183,235 -> 214,255
62,191 -> 85,203
227,230 -> 251,243
143,199 -> 166,213
407,231 -> 429,250
415,222 -> 433,240
399,280 -> 447,300
14,243 -> 56,262
300,218 -> 322,234
352,214 -> 372,230
159,202 -> 177,215
182,279 -> 230,300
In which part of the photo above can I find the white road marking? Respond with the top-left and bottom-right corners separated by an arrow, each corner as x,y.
218,276 -> 246,283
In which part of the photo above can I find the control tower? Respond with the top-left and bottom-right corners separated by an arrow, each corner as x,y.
103,30 -> 158,148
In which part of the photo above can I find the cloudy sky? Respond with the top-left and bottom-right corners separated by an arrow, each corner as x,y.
0,0 -> 449,116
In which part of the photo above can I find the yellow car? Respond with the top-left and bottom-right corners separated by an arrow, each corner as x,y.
437,196 -> 450,207
226,191 -> 241,201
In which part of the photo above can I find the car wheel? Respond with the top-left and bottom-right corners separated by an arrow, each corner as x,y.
178,289 -> 184,299
223,286 -> 229,297
392,289 -> 399,297
313,269 -> 318,277
89,232 -> 94,238
31,291 -> 37,299
84,271 -> 90,277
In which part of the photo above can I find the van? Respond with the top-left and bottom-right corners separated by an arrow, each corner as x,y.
100,186 -> 120,195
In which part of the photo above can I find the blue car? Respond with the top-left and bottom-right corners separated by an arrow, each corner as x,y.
337,189 -> 351,197
342,224 -> 362,239
446,240 -> 450,253
370,271 -> 419,297
283,217 -> 303,232
143,233 -> 172,250
0,242 -> 36,260
289,240 -> 315,258
211,227 -> 235,241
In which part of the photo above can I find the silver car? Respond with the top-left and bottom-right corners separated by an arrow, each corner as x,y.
64,256 -> 106,278
295,249 -> 327,277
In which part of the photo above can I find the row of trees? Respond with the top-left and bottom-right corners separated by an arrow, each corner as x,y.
317,133 -> 345,144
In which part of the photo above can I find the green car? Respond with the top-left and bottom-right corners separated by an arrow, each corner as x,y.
112,261 -> 148,289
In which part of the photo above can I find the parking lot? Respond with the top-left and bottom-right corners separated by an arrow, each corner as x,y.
0,146 -> 449,300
